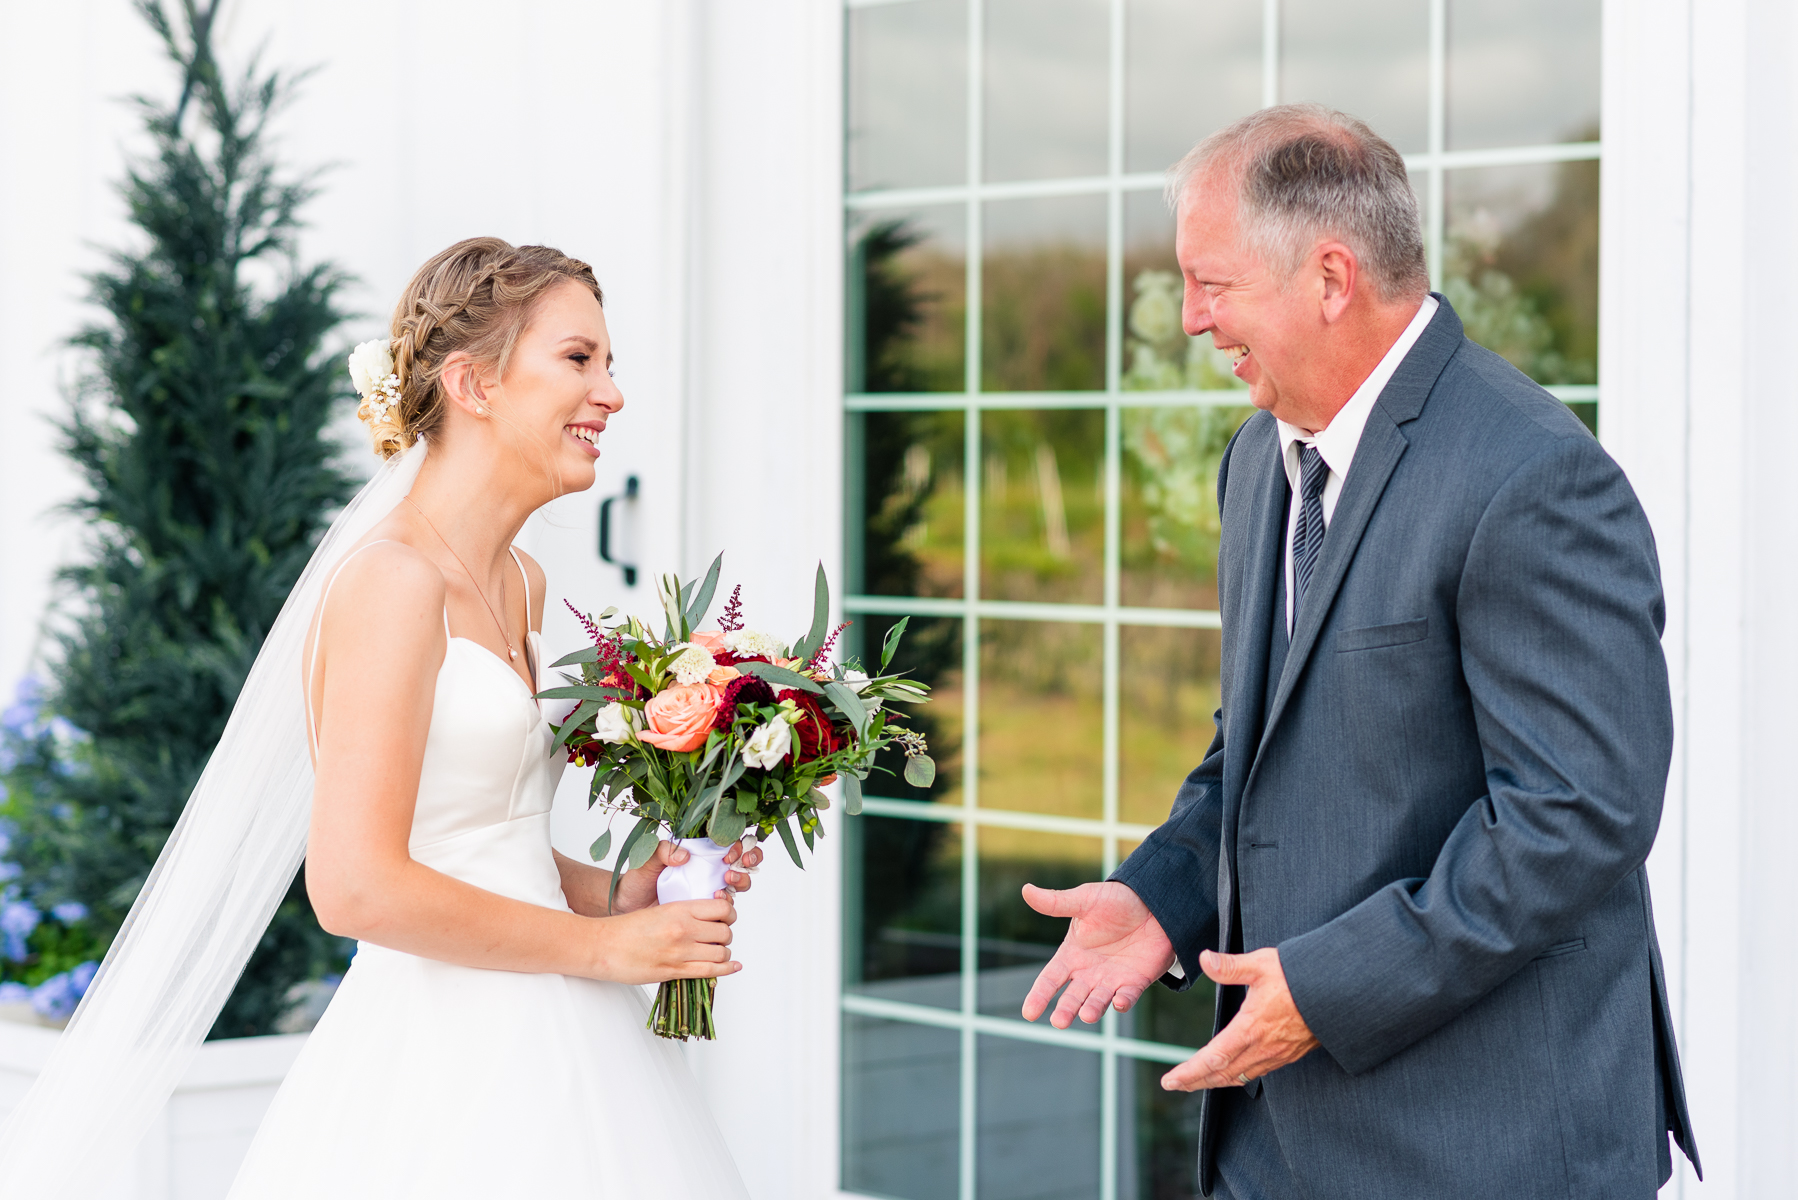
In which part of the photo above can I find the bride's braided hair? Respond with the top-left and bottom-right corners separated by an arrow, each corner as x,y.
368,237 -> 604,459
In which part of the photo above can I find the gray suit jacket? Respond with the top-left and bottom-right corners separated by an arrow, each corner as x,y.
1113,298 -> 1699,1199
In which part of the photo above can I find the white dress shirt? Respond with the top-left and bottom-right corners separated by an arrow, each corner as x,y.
1277,295 -> 1438,634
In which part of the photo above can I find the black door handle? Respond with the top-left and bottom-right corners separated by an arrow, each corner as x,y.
598,475 -> 640,586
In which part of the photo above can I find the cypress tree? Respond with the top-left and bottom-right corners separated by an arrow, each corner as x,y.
0,0 -> 353,1037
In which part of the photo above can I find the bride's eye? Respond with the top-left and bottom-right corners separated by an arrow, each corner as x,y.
570,353 -> 590,366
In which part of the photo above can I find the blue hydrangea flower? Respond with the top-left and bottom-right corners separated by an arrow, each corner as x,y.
31,972 -> 78,1021
71,961 -> 99,993
51,902 -> 88,924
0,980 -> 32,1006
1,900 -> 41,961
0,863 -> 19,885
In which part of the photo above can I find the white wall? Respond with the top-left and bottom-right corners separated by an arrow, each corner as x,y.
1603,0 -> 1798,1194
0,1 -> 845,1197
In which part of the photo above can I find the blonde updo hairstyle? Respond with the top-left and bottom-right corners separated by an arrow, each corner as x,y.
365,237 -> 604,460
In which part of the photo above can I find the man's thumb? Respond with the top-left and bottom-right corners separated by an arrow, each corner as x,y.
1199,949 -> 1254,985
1021,882 -> 1083,919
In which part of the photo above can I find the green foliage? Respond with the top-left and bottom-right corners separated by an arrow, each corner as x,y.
0,0 -> 354,1038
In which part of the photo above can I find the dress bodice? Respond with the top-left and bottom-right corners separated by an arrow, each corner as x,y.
308,542 -> 569,912
407,630 -> 568,909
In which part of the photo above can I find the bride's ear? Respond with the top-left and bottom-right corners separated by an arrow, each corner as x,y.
440,351 -> 496,418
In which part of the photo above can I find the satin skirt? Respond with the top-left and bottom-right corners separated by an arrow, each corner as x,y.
226,941 -> 748,1198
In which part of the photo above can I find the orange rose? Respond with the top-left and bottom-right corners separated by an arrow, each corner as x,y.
691,630 -> 728,652
640,682 -> 722,752
707,665 -> 742,686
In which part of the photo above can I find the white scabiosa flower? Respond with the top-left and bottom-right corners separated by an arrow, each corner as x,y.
347,339 -> 395,398
722,629 -> 788,660
667,643 -> 717,686
741,719 -> 792,770
591,702 -> 636,745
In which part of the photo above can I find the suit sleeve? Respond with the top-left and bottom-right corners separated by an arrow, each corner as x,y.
1277,432 -> 1674,1074
1111,725 -> 1224,991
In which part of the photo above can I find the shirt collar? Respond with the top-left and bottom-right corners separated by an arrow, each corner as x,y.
1277,294 -> 1439,486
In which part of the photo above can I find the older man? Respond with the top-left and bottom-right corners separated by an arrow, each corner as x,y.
1021,105 -> 1699,1199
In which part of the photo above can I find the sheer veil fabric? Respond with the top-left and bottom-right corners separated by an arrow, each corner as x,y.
0,441 -> 429,1198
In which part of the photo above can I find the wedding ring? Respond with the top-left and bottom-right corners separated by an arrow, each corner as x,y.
1236,1072 -> 1251,1084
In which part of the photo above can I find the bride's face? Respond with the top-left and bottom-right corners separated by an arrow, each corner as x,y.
477,279 -> 623,497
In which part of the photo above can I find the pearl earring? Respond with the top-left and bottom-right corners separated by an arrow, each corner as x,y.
475,406 -> 485,415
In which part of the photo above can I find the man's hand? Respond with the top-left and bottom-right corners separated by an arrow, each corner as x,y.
1161,948 -> 1320,1090
1020,881 -> 1177,1029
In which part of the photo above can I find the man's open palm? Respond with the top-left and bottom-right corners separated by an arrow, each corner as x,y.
1020,881 -> 1176,1029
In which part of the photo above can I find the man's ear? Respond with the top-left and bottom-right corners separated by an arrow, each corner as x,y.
1316,241 -> 1358,323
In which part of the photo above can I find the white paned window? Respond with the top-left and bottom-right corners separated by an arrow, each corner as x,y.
840,2 -> 1600,1196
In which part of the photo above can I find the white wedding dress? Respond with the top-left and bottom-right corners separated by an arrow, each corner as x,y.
226,543 -> 748,1199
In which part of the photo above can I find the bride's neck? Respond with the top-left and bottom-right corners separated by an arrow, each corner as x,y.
405,443 -> 542,570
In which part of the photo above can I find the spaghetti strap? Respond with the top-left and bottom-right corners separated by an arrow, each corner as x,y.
507,545 -> 534,686
306,539 -> 400,754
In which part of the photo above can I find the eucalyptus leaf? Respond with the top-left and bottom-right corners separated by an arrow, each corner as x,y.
628,825 -> 661,870
537,684 -> 628,703
551,645 -> 601,668
807,786 -> 831,811
708,798 -> 748,847
791,562 -> 831,662
588,828 -> 612,864
879,616 -> 910,673
553,700 -> 600,748
903,754 -> 937,788
823,681 -> 869,740
775,817 -> 805,869
735,660 -> 823,694
685,552 -> 723,629
843,772 -> 863,816
608,817 -> 659,912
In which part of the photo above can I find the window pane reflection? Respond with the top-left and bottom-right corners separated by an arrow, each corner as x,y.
843,1014 -> 961,1200
849,206 -> 966,395
979,1035 -> 1103,1199
848,816 -> 963,1011
1117,627 -> 1222,829
1116,1056 -> 1204,1200
851,411 -> 966,600
1444,161 -> 1599,388
984,0 -> 1109,182
980,409 -> 1106,604
982,195 -> 1108,392
1125,0 -> 1262,174
978,621 -> 1104,819
1120,405 -> 1254,610
977,829 -> 1104,1017
1447,0 -> 1599,150
1281,0 -> 1430,153
847,0 -> 968,193
1122,192 -> 1249,395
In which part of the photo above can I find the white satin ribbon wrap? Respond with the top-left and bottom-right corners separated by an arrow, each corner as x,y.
654,838 -> 733,904
0,441 -> 430,1199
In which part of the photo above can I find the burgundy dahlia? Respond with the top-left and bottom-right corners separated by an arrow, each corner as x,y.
713,675 -> 777,730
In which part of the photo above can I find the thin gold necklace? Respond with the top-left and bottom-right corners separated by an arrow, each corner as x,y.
405,496 -> 517,662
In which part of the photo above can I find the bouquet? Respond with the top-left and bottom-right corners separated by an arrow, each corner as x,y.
538,555 -> 934,1040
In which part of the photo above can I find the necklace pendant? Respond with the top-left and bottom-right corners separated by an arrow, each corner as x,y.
509,647 -> 518,660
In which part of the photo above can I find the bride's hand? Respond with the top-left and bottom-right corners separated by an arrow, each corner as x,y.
610,839 -> 765,914
591,897 -> 741,985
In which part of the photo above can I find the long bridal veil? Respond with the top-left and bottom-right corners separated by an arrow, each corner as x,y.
0,440 -> 428,1199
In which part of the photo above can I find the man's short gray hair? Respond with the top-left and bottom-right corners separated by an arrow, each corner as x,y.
1167,104 -> 1429,302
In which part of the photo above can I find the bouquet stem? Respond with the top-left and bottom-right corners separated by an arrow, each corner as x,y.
649,977 -> 717,1041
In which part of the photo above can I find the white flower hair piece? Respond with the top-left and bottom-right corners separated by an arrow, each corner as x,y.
347,339 -> 402,430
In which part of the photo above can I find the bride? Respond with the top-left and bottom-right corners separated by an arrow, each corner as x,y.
0,237 -> 755,1199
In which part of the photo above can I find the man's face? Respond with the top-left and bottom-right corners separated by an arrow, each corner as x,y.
1174,168 -> 1319,423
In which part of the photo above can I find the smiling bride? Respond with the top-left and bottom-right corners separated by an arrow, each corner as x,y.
0,238 -> 755,1199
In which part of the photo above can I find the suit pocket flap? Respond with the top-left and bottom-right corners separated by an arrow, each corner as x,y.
1335,617 -> 1429,652
1531,938 -> 1587,961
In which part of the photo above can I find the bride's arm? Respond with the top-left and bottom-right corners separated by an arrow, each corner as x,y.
304,542 -> 740,985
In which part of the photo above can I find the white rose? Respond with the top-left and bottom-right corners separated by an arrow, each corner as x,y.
591,702 -> 636,745
667,643 -> 717,685
841,669 -> 872,692
722,629 -> 788,660
741,719 -> 792,770
347,339 -> 395,397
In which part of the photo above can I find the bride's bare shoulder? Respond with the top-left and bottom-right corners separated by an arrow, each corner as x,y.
314,537 -> 448,652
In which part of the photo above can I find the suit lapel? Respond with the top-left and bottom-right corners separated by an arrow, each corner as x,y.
1219,422 -> 1290,835
1246,295 -> 1466,774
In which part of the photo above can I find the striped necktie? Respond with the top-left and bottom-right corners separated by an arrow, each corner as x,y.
1293,444 -> 1330,617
